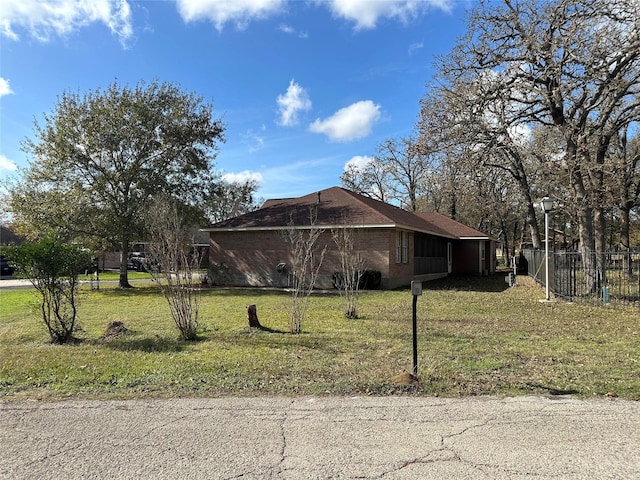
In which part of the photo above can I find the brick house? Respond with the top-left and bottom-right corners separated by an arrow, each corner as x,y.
203,187 -> 496,289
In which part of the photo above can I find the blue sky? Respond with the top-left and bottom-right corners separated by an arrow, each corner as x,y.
0,0 -> 470,201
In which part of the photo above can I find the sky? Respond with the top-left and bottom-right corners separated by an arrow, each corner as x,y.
0,0 -> 471,201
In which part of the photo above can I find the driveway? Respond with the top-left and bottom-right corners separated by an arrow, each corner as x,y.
0,278 -> 32,289
1,395 -> 638,479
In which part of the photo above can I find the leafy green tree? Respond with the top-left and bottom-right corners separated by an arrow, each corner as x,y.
4,235 -> 92,343
8,79 -> 225,287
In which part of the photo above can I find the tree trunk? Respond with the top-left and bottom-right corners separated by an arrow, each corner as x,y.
511,220 -> 519,258
594,206 -> 607,286
620,205 -> 632,278
578,205 -> 598,293
247,304 -> 262,329
526,201 -> 542,250
448,186 -> 457,219
119,236 -> 132,288
500,218 -> 511,267
568,145 -> 599,293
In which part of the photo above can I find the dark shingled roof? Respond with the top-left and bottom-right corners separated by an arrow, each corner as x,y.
204,186 -> 492,240
415,212 -> 492,239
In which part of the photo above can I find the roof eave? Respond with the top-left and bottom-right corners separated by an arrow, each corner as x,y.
459,236 -> 493,241
202,223 -> 399,233
203,223 -> 458,239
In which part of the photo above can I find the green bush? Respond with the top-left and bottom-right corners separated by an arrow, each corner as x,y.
4,236 -> 93,343
360,270 -> 381,290
332,270 -> 381,290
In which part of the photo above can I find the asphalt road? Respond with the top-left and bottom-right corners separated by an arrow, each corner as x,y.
1,395 -> 639,479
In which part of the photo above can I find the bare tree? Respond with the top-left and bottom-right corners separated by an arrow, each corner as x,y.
608,130 -> 640,276
341,136 -> 437,212
331,225 -> 366,319
377,137 -> 436,212
434,0 -> 640,291
281,208 -> 327,334
419,76 -> 545,249
341,156 -> 391,202
146,195 -> 202,341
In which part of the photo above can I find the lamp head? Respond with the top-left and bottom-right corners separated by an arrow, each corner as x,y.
540,196 -> 554,213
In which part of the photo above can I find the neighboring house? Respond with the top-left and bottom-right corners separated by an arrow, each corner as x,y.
202,187 -> 496,289
0,226 -> 24,246
1,226 -> 25,278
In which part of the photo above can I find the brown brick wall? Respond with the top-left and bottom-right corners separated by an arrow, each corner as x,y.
395,230 -> 417,289
208,227 -> 483,289
209,230 -> 291,286
452,239 -> 496,275
209,228 -> 394,288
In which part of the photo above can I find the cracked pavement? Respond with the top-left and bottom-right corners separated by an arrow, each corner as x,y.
1,395 -> 639,479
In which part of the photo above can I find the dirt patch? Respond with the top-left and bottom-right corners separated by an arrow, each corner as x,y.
391,372 -> 420,387
101,321 -> 129,340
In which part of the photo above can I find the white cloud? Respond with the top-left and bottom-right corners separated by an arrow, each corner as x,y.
176,0 -> 451,32
320,0 -> 452,30
222,170 -> 264,186
242,126 -> 266,152
344,155 -> 373,171
0,78 -> 13,97
0,155 -> 17,172
408,41 -> 423,55
309,100 -> 381,142
0,0 -> 133,45
277,79 -> 312,127
176,0 -> 285,31
279,23 -> 308,38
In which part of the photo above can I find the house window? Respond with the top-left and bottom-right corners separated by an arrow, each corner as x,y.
396,231 -> 409,264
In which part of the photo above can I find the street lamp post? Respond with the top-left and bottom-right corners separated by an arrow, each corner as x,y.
540,196 -> 554,302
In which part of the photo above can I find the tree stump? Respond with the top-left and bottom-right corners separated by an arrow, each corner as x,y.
247,304 -> 262,329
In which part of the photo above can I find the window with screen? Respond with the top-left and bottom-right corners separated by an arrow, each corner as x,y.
396,230 -> 409,264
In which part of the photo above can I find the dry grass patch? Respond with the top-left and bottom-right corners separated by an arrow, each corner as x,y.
0,274 -> 638,400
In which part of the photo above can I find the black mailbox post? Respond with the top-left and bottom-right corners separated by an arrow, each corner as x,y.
411,281 -> 422,375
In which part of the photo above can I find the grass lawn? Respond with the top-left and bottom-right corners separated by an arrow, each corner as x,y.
1,274 -> 638,401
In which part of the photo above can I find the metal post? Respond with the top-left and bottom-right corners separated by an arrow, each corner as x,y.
545,210 -> 550,301
540,196 -> 554,302
412,294 -> 418,375
410,280 -> 422,376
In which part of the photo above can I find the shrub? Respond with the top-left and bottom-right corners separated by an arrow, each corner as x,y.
3,235 -> 92,343
332,270 -> 382,290
359,270 -> 382,290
